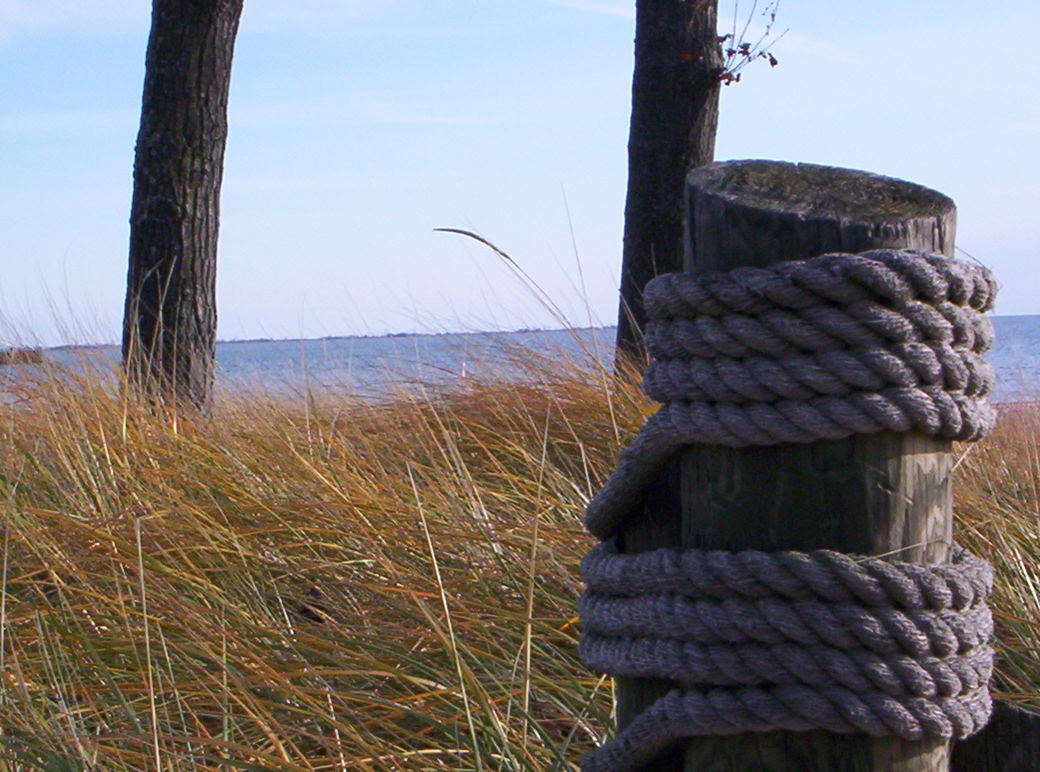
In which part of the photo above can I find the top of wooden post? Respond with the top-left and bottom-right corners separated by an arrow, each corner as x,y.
682,160 -> 957,275
689,160 -> 955,222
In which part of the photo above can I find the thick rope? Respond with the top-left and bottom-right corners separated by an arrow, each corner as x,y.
585,249 -> 997,540
583,685 -> 994,772
580,250 -> 997,771
580,544 -> 995,771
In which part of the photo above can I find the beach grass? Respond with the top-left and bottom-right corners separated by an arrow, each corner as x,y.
0,347 -> 1037,770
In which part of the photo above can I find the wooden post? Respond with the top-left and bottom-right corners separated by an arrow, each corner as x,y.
616,160 -> 959,771
952,702 -> 1040,772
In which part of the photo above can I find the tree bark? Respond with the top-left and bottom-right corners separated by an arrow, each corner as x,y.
123,0 -> 244,410
615,0 -> 722,364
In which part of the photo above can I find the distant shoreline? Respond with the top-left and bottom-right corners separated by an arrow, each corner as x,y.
33,315 -> 1040,352
43,325 -> 614,352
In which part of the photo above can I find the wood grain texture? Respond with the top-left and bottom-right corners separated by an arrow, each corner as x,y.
951,702 -> 1040,772
614,160 -> 959,771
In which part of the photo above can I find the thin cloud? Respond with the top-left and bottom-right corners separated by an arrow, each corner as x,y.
0,1 -> 146,43
0,100 -> 467,137
0,107 -> 137,134
0,0 -> 379,43
547,1 -> 635,20
231,98 -> 471,129
244,1 -> 386,31
1006,119 -> 1040,135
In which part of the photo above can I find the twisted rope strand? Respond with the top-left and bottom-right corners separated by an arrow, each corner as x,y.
582,542 -> 992,610
579,592 -> 994,658
579,634 -> 994,697
643,250 -> 996,321
643,344 -> 994,404
582,685 -> 994,772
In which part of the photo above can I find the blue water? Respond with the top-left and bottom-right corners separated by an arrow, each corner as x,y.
13,316 -> 1040,403
985,316 -> 1040,402
36,328 -> 619,399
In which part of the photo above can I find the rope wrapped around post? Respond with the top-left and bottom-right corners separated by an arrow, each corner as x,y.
580,250 -> 997,772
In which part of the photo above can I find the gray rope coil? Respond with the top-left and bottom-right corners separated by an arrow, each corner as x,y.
579,250 -> 997,771
586,249 -> 997,540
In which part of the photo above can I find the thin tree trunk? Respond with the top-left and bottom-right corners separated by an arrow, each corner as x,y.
615,0 -> 722,364
123,0 -> 244,410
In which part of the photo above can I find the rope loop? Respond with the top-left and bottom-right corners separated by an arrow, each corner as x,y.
579,250 -> 997,771
586,250 -> 997,540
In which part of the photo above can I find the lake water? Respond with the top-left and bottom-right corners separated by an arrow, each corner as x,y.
19,316 -> 1040,403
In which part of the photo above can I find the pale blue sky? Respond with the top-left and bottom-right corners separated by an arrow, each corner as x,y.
2,1 -> 1038,346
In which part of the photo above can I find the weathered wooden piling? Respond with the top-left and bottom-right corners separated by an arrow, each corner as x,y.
951,701 -> 1040,772
616,160 -> 959,771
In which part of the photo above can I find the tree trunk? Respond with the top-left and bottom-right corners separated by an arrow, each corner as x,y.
123,0 -> 244,410
615,0 -> 722,364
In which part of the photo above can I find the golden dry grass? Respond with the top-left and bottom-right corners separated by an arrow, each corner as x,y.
0,348 -> 1036,770
954,402 -> 1040,710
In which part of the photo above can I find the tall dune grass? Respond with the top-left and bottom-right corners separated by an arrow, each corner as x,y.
0,348 -> 1037,770
953,402 -> 1040,710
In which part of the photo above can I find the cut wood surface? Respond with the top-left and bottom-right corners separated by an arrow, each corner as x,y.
615,160 -> 960,771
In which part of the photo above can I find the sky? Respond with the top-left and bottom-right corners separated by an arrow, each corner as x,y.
2,0 -> 1038,346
